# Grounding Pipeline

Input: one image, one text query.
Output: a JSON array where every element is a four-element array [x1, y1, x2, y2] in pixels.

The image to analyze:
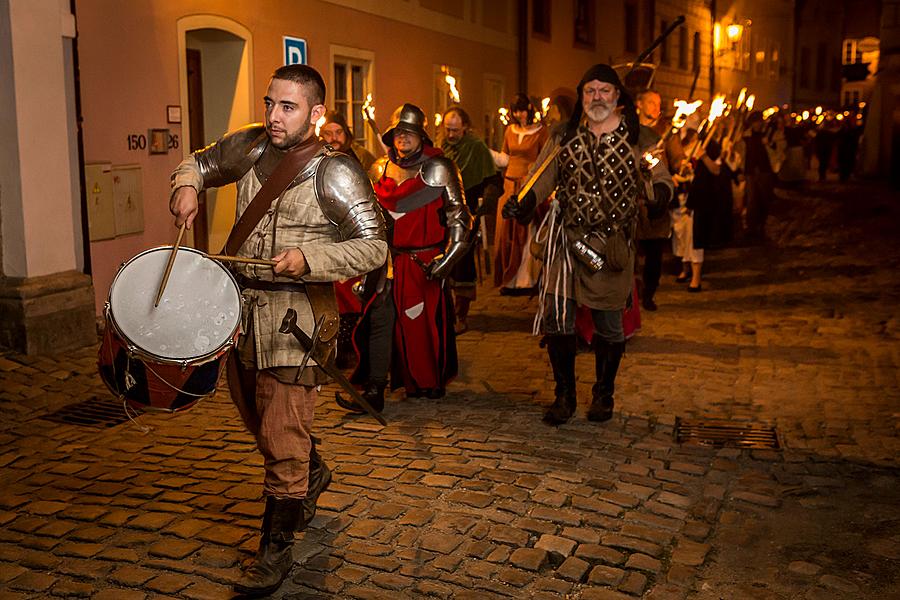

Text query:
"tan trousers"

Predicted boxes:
[[227, 354, 316, 499]]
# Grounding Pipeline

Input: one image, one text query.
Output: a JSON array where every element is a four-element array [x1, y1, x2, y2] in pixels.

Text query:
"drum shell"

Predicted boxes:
[[97, 246, 243, 412], [97, 321, 236, 412]]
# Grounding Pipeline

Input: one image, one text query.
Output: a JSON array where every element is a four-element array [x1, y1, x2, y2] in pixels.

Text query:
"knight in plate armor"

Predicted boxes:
[[504, 64, 673, 426], [169, 64, 386, 596], [338, 103, 473, 412]]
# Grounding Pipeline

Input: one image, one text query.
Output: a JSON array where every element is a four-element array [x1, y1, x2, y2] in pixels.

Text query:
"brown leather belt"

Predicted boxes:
[[235, 273, 305, 293]]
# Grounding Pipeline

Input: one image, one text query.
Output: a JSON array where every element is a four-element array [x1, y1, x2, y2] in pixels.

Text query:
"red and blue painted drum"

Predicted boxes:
[[98, 246, 242, 412]]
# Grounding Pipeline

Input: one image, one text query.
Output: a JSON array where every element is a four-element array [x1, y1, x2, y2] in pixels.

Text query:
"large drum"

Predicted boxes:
[[98, 247, 242, 412]]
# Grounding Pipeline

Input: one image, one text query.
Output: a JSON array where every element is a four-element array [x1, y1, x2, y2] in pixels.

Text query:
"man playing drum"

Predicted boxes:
[[169, 64, 386, 596]]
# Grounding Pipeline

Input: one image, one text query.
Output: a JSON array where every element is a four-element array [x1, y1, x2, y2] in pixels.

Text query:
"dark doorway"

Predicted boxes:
[[186, 48, 209, 251]]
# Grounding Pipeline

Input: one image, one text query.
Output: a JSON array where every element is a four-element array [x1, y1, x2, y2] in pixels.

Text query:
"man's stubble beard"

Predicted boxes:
[[269, 115, 312, 149]]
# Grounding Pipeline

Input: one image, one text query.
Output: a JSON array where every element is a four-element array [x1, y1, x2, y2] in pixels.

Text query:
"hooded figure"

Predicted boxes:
[[502, 64, 673, 426]]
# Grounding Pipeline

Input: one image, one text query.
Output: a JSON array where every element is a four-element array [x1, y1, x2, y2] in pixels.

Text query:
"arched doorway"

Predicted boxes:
[[177, 16, 254, 252]]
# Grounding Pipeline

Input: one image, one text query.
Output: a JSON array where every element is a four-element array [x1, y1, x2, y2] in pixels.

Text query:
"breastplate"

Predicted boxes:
[[556, 123, 639, 236]]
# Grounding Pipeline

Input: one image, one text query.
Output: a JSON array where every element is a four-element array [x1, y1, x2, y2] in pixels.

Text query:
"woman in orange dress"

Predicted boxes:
[[493, 94, 549, 294]]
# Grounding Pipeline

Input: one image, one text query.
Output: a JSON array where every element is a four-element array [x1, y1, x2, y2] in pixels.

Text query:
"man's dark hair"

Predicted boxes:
[[443, 106, 472, 128], [272, 64, 326, 105], [635, 89, 661, 103]]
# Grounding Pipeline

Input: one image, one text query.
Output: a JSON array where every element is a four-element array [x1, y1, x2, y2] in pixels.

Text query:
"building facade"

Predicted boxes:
[[0, 0, 884, 353]]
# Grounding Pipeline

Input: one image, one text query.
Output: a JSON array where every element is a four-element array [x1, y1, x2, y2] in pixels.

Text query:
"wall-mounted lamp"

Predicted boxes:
[[726, 23, 743, 43]]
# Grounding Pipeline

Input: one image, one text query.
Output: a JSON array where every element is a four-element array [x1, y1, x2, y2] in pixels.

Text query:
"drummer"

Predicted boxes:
[[169, 64, 386, 596]]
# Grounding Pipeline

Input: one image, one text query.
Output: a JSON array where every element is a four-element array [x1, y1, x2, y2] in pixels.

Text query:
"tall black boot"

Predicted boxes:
[[233, 496, 303, 596], [588, 340, 625, 422], [299, 437, 332, 530], [335, 378, 386, 414], [542, 335, 577, 425]]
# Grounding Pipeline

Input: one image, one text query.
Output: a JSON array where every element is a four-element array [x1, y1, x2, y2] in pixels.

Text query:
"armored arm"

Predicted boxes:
[[170, 123, 268, 193], [422, 156, 474, 279], [301, 154, 387, 282]]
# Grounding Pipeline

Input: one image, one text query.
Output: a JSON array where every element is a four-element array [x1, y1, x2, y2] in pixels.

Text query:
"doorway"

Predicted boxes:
[[178, 17, 254, 252]]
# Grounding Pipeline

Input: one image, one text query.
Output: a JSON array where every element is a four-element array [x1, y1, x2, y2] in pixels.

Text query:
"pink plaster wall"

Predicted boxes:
[[75, 0, 516, 314]]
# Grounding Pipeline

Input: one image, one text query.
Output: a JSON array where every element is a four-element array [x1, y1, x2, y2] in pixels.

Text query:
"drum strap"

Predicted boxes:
[[223, 135, 324, 256]]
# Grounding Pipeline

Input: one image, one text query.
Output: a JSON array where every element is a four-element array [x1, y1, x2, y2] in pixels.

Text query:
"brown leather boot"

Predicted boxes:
[[233, 496, 301, 596]]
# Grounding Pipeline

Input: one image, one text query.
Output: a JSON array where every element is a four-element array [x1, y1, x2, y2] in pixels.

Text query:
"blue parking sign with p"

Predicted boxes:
[[283, 36, 307, 65]]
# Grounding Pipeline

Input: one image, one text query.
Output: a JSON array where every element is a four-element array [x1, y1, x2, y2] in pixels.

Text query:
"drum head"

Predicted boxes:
[[109, 247, 241, 361]]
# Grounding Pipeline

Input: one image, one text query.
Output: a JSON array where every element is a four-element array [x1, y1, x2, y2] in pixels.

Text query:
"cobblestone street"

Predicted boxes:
[[1, 178, 898, 599]]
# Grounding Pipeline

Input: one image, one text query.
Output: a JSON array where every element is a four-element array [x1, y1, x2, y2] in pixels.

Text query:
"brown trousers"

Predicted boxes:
[[227, 354, 316, 499]]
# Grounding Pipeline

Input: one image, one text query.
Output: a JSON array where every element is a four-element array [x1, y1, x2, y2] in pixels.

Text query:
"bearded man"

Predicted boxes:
[[504, 65, 672, 425], [170, 64, 386, 596], [439, 106, 500, 332], [634, 89, 684, 311]]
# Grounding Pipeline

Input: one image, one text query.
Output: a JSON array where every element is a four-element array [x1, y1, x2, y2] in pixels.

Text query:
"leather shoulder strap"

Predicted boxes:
[[224, 136, 324, 255]]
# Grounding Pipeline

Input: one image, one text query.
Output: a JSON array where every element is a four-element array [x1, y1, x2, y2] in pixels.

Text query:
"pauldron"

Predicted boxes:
[[315, 151, 386, 243], [192, 123, 268, 189]]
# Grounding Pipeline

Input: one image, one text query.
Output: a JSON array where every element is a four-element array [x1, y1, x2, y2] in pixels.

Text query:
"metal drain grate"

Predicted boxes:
[[42, 396, 138, 428], [675, 418, 780, 449]]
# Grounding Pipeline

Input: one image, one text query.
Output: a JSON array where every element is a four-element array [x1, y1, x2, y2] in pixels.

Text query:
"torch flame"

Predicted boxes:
[[815, 105, 823, 116], [762, 106, 779, 120], [362, 93, 375, 121], [672, 99, 703, 129], [745, 95, 755, 111], [434, 113, 443, 128], [498, 107, 510, 126], [802, 110, 810, 120], [444, 73, 460, 103], [736, 87, 747, 108], [707, 94, 727, 125], [315, 115, 326, 137], [541, 97, 550, 115], [643, 151, 660, 169]]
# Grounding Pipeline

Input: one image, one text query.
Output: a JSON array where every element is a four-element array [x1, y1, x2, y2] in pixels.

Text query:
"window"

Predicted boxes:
[[693, 31, 701, 72], [769, 41, 780, 80], [574, 0, 595, 49], [815, 42, 827, 91], [843, 39, 856, 64], [660, 20, 670, 65], [624, 1, 638, 54], [754, 38, 766, 78], [799, 46, 811, 89], [533, 0, 551, 39], [333, 58, 370, 146], [678, 27, 688, 69]]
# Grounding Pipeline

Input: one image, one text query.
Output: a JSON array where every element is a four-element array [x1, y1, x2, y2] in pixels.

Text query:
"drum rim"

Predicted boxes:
[[107, 246, 242, 365]]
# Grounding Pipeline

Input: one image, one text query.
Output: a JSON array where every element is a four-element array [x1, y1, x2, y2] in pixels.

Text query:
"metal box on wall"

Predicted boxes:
[[112, 164, 144, 236], [84, 162, 115, 241]]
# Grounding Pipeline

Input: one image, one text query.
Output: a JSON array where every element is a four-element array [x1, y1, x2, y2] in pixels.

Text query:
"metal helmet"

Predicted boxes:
[[381, 103, 432, 147]]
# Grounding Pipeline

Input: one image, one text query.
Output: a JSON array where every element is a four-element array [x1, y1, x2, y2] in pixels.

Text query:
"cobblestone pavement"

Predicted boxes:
[[0, 179, 898, 599]]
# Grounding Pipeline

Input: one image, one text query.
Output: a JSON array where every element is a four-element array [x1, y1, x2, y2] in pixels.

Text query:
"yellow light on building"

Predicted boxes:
[[726, 23, 743, 42], [713, 23, 722, 51]]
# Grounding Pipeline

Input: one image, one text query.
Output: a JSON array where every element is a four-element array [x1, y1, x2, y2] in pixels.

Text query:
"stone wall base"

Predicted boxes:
[[0, 270, 97, 355]]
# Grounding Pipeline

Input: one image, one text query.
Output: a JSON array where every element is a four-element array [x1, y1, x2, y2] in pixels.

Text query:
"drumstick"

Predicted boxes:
[[153, 222, 186, 307], [206, 254, 279, 267]]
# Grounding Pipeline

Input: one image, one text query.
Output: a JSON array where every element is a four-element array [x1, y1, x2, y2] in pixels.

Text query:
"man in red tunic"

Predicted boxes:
[[337, 104, 473, 409]]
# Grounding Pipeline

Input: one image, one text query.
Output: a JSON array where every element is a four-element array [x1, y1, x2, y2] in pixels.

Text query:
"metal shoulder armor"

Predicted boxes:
[[422, 155, 474, 279], [316, 152, 387, 242], [193, 123, 268, 189]]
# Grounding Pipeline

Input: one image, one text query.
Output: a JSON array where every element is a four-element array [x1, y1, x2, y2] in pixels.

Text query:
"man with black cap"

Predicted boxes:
[[337, 103, 473, 412], [319, 109, 379, 172], [504, 64, 672, 425]]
